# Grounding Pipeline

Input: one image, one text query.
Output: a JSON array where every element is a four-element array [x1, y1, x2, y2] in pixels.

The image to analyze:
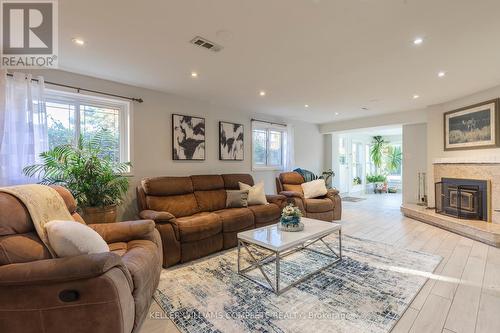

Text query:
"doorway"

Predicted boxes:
[[332, 126, 403, 200]]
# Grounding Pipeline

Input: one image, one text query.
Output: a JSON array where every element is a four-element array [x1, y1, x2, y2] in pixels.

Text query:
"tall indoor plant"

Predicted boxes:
[[369, 136, 387, 172], [23, 129, 131, 224], [386, 145, 402, 173]]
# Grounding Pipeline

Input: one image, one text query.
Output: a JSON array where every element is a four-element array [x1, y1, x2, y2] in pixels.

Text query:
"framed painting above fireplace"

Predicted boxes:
[[444, 98, 500, 151]]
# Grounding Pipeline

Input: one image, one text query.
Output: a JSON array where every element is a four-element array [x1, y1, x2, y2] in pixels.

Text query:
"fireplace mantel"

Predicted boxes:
[[433, 157, 500, 165]]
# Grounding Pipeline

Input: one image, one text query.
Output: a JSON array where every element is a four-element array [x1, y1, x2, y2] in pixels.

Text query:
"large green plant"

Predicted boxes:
[[386, 145, 402, 172], [23, 130, 130, 208], [369, 136, 387, 170]]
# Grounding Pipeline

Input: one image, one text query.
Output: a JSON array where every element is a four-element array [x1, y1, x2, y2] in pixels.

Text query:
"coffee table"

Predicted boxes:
[[237, 218, 342, 295]]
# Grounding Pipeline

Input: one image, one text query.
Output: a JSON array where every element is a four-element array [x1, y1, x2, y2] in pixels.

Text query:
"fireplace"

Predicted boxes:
[[435, 178, 490, 221]]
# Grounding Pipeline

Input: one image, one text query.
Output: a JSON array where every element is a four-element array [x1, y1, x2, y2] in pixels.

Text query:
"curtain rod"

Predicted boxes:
[[5, 73, 143, 103], [251, 118, 286, 127]]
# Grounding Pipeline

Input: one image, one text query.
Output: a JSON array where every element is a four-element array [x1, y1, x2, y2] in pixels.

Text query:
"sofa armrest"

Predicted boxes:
[[279, 191, 304, 199], [0, 252, 128, 286], [89, 220, 156, 244], [266, 194, 287, 208], [325, 188, 340, 201], [327, 188, 340, 196], [139, 209, 176, 223]]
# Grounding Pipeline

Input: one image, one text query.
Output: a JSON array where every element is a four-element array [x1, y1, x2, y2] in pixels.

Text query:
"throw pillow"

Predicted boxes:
[[226, 190, 249, 208], [301, 179, 328, 199], [45, 220, 110, 258], [238, 182, 268, 205]]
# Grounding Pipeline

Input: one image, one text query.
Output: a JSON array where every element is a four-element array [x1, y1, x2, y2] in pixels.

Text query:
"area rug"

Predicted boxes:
[[154, 235, 441, 333], [342, 196, 367, 202]]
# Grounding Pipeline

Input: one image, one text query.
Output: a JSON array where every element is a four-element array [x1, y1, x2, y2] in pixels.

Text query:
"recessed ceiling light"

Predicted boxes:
[[335, 112, 340, 116], [438, 71, 446, 78], [305, 104, 309, 108], [259, 91, 266, 97], [72, 38, 85, 46], [413, 94, 420, 99], [191, 72, 198, 78], [413, 37, 423, 45]]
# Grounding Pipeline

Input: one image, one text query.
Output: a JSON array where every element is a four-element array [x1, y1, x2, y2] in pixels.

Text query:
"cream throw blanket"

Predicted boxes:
[[0, 184, 73, 257]]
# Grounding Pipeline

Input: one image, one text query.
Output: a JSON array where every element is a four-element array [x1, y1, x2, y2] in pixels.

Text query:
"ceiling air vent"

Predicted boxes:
[[190, 36, 223, 52]]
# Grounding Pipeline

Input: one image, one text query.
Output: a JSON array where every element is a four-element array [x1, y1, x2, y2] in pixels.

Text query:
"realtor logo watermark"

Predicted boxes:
[[1, 0, 58, 68]]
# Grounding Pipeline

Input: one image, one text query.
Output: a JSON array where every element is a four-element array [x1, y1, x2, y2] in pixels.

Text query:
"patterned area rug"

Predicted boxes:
[[154, 235, 441, 333]]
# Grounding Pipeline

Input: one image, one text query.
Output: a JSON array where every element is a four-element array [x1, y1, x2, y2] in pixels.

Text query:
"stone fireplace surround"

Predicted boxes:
[[433, 158, 499, 224], [401, 157, 500, 247]]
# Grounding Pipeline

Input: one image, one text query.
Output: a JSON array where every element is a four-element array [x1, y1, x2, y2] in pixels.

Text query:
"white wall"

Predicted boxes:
[[402, 123, 427, 204], [426, 84, 500, 206], [27, 69, 324, 219]]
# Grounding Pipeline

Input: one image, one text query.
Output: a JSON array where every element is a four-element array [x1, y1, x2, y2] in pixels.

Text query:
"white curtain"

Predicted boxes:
[[283, 123, 295, 171], [0, 70, 48, 186]]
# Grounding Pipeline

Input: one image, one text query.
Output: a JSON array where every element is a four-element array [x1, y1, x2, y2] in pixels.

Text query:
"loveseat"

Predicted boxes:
[[0, 186, 162, 333], [276, 171, 342, 221], [137, 174, 286, 267]]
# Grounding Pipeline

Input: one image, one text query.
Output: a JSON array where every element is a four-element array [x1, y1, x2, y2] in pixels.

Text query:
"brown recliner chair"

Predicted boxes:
[[276, 172, 342, 222], [0, 185, 162, 333]]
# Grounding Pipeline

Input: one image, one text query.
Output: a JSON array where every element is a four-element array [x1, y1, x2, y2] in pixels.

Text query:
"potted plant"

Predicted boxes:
[[23, 129, 131, 224], [366, 174, 387, 193]]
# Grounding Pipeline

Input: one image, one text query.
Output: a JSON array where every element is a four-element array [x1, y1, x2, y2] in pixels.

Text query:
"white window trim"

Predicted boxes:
[[44, 89, 134, 175], [251, 121, 286, 171]]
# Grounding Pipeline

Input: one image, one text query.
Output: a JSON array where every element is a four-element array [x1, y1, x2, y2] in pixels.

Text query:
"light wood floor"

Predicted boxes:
[[141, 194, 500, 333]]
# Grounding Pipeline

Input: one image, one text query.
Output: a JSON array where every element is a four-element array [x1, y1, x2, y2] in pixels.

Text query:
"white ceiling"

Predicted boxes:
[[58, 0, 500, 124]]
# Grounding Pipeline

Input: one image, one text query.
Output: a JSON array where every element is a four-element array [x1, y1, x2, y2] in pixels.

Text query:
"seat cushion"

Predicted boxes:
[[305, 198, 334, 213], [248, 204, 281, 224], [213, 208, 254, 233], [175, 213, 221, 242]]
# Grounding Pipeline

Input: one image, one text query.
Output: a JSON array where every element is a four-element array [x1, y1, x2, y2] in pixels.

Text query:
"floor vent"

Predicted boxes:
[[189, 36, 223, 52]]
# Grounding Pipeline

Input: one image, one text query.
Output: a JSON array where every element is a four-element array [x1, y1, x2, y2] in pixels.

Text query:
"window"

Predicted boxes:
[[252, 121, 285, 170], [352, 142, 363, 184], [365, 144, 375, 176], [45, 90, 131, 166]]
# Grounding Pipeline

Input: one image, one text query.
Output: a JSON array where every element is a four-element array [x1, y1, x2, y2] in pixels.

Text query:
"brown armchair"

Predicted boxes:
[[276, 172, 342, 222], [0, 185, 162, 333]]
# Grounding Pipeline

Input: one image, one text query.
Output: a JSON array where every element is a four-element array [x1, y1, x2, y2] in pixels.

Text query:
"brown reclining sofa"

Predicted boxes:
[[0, 186, 162, 333], [137, 174, 286, 267]]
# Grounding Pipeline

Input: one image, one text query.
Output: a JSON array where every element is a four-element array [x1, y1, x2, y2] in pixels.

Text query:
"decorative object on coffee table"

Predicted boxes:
[[279, 203, 304, 232], [444, 98, 500, 151], [172, 114, 205, 160], [219, 121, 244, 160]]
